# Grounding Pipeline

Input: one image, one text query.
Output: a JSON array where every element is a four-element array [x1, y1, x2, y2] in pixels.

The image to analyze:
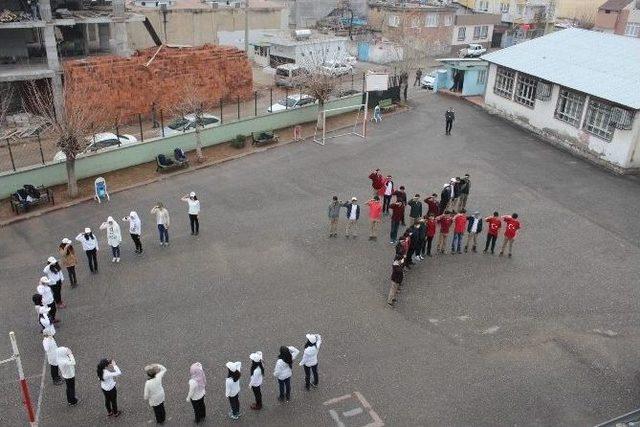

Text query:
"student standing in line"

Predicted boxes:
[[414, 219, 426, 260], [424, 214, 437, 257], [58, 238, 78, 287], [225, 361, 242, 420], [368, 169, 384, 197], [458, 174, 471, 210], [382, 175, 394, 215], [394, 186, 407, 226], [500, 213, 521, 258], [273, 345, 299, 402], [37, 276, 57, 323], [299, 334, 322, 390], [249, 352, 264, 410], [327, 196, 342, 238], [57, 346, 79, 406], [435, 211, 453, 254], [464, 211, 483, 253], [99, 216, 122, 263], [407, 194, 423, 225], [342, 197, 360, 239], [424, 194, 440, 217], [150, 203, 171, 246], [451, 209, 468, 255], [75, 228, 99, 273], [181, 192, 200, 236], [42, 331, 62, 385], [186, 362, 206, 423], [387, 254, 405, 306], [44, 257, 65, 308], [366, 196, 382, 241], [38, 305, 56, 336], [483, 212, 502, 255], [143, 364, 167, 424], [122, 211, 143, 254], [97, 359, 121, 417], [388, 198, 405, 244]]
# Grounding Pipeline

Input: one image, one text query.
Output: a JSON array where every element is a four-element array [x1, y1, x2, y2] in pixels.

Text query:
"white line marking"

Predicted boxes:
[[329, 409, 346, 427], [35, 356, 47, 424], [343, 407, 364, 417], [323, 394, 353, 406]]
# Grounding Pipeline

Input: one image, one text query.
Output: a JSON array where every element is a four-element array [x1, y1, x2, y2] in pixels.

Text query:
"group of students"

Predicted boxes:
[[39, 332, 322, 423]]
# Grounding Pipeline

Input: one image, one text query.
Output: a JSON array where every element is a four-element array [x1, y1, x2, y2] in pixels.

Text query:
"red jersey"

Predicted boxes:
[[486, 217, 501, 236], [368, 172, 384, 190], [389, 203, 405, 222], [437, 216, 453, 234], [453, 214, 467, 234], [503, 217, 521, 239], [426, 219, 437, 237], [367, 200, 382, 220]]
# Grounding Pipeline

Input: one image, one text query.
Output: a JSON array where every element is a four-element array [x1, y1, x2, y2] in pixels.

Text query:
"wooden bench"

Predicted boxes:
[[251, 130, 279, 147], [10, 185, 54, 215], [379, 98, 394, 112]]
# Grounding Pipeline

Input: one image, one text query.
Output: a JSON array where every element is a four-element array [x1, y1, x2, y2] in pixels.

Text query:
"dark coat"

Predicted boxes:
[[407, 199, 423, 218], [342, 203, 360, 220], [466, 216, 483, 233]]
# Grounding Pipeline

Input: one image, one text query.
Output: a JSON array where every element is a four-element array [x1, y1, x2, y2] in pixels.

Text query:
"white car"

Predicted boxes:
[[164, 113, 221, 136], [52, 132, 137, 161], [320, 61, 353, 77], [421, 69, 446, 90], [267, 94, 316, 113], [459, 43, 487, 58]]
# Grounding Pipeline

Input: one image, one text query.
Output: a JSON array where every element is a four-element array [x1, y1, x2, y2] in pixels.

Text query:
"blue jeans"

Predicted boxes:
[[451, 232, 463, 252], [390, 220, 400, 242], [157, 224, 169, 243], [278, 377, 291, 400]]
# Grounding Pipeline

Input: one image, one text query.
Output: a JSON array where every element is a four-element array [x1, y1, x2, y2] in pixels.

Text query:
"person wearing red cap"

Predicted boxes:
[[500, 213, 521, 257]]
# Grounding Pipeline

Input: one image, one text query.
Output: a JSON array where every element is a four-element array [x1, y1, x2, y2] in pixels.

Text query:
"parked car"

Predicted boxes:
[[52, 132, 137, 161], [459, 43, 487, 58], [164, 113, 220, 136], [320, 61, 353, 77], [274, 63, 309, 87], [267, 94, 316, 113], [421, 69, 446, 90]]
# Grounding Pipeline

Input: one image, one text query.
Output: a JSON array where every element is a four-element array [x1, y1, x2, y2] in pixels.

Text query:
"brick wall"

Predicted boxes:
[[63, 45, 254, 123]]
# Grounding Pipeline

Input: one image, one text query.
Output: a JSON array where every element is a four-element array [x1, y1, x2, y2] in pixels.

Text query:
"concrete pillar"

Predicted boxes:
[[98, 23, 110, 51], [38, 0, 64, 119], [110, 0, 131, 57], [50, 74, 64, 120]]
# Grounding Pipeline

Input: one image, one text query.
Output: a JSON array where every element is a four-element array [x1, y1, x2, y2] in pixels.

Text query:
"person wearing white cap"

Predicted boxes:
[[100, 216, 123, 262], [299, 334, 322, 390], [57, 346, 78, 406], [341, 197, 360, 239], [122, 211, 143, 254], [181, 192, 200, 236], [42, 331, 63, 385], [225, 361, 242, 420], [143, 363, 167, 424], [76, 228, 99, 273], [37, 276, 57, 323], [150, 203, 171, 246], [58, 238, 78, 287], [249, 352, 264, 410], [44, 256, 65, 308], [186, 362, 206, 423], [273, 345, 299, 401]]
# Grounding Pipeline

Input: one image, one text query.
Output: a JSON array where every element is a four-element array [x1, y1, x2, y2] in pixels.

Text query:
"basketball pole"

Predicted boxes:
[[0, 332, 36, 426]]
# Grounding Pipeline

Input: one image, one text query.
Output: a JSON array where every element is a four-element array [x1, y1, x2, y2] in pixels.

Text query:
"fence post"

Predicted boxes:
[[6, 139, 16, 171], [220, 99, 223, 124], [237, 96, 240, 120], [114, 118, 120, 140], [138, 114, 144, 142], [351, 73, 354, 90], [362, 73, 366, 92], [6, 332, 36, 426], [254, 91, 258, 116], [37, 130, 45, 164], [285, 87, 289, 110], [270, 88, 273, 112], [160, 109, 165, 137]]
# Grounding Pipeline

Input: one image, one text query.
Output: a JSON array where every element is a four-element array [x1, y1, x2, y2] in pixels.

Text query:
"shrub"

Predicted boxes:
[[231, 134, 245, 149]]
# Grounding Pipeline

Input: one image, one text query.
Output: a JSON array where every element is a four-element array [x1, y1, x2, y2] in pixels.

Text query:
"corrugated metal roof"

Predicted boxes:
[[481, 28, 640, 109]]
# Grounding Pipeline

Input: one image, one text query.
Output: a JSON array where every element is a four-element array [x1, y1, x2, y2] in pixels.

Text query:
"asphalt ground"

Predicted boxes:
[[2, 90, 640, 427]]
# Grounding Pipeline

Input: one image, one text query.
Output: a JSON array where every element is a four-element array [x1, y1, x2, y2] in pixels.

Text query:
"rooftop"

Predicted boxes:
[[597, 0, 632, 11], [261, 31, 348, 46], [127, 0, 283, 11], [481, 28, 640, 109]]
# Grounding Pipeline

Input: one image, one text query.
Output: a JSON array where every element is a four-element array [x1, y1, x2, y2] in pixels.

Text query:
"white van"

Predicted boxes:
[[274, 63, 308, 87]]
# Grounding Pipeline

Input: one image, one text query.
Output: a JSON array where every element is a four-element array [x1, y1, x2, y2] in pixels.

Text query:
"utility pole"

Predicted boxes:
[[244, 0, 250, 56]]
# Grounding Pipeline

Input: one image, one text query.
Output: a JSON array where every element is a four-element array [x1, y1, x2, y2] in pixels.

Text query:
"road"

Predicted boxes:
[[1, 90, 640, 427]]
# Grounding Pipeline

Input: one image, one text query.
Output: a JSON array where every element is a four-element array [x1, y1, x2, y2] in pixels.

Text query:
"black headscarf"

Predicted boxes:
[[227, 369, 241, 382], [250, 360, 264, 376], [278, 346, 293, 368], [97, 359, 110, 381]]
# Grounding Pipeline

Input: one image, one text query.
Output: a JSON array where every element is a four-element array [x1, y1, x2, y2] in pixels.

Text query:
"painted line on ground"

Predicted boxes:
[[323, 393, 353, 406]]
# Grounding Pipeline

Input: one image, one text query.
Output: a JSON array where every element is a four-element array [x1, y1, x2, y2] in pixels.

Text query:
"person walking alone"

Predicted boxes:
[[144, 364, 167, 424], [249, 352, 264, 410], [225, 361, 242, 420], [181, 192, 200, 236], [500, 213, 521, 258], [57, 346, 79, 406], [414, 68, 423, 86], [44, 257, 65, 308], [273, 345, 299, 402], [58, 238, 78, 287], [342, 197, 360, 239], [97, 359, 121, 417], [327, 196, 341, 238], [42, 331, 63, 385], [150, 203, 171, 246], [483, 212, 502, 255], [99, 216, 122, 263], [464, 211, 483, 253], [186, 362, 206, 423], [445, 108, 455, 135], [451, 209, 467, 254], [122, 211, 143, 254], [387, 254, 405, 307], [382, 176, 394, 215], [76, 228, 99, 273], [366, 196, 382, 241], [300, 334, 322, 390]]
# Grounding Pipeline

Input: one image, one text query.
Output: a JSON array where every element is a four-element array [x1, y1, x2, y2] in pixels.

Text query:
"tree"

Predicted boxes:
[[0, 83, 13, 134], [27, 79, 107, 198]]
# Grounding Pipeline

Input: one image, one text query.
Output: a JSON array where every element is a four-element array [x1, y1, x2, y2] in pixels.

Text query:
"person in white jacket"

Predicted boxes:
[[180, 192, 200, 236], [97, 359, 121, 417], [273, 346, 299, 402], [57, 346, 78, 405], [99, 216, 122, 262], [43, 257, 65, 308], [300, 334, 322, 390], [249, 352, 264, 410], [225, 361, 241, 420], [37, 276, 57, 323], [38, 305, 55, 336], [122, 211, 143, 254], [75, 228, 99, 273], [42, 331, 63, 385], [186, 362, 206, 423], [144, 364, 167, 424], [150, 203, 170, 246]]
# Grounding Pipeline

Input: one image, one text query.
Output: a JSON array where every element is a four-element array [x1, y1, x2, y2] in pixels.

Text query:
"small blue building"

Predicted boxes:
[[432, 58, 489, 97]]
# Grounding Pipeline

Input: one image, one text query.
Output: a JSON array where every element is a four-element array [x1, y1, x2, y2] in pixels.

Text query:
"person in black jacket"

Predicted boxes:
[[445, 108, 455, 135], [457, 174, 470, 210], [407, 194, 423, 225], [342, 197, 360, 239], [464, 211, 483, 253], [440, 180, 457, 213]]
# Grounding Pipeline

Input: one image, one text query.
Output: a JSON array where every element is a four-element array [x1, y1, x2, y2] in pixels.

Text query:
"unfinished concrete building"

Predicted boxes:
[[286, 0, 368, 28]]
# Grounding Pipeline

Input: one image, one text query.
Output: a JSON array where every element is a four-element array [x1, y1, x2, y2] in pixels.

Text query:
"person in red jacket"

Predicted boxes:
[[483, 211, 501, 254], [366, 196, 383, 241], [451, 209, 467, 254], [424, 214, 437, 257], [388, 199, 405, 244], [499, 213, 521, 257], [424, 194, 440, 217], [435, 211, 453, 254], [368, 169, 384, 197]]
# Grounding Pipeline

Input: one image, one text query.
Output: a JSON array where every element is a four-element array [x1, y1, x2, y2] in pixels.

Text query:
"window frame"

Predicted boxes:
[[388, 15, 400, 27], [583, 98, 616, 141], [480, 25, 489, 39], [513, 73, 538, 108], [493, 66, 516, 99], [424, 13, 438, 28], [554, 87, 586, 127], [473, 26, 481, 40], [624, 22, 640, 37], [444, 15, 453, 26], [457, 26, 466, 41], [477, 69, 487, 85]]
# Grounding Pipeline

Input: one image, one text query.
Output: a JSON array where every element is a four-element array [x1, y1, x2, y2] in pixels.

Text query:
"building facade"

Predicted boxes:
[[482, 28, 640, 173], [594, 0, 640, 37], [255, 30, 348, 67], [451, 4, 501, 52], [285, 0, 368, 28]]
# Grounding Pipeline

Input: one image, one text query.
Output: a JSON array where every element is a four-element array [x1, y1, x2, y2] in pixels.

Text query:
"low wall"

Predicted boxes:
[[0, 94, 362, 199]]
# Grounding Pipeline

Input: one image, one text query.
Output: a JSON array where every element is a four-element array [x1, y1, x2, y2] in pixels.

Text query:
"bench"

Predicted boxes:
[[156, 154, 186, 172], [252, 130, 279, 147], [379, 98, 394, 112], [10, 185, 54, 214]]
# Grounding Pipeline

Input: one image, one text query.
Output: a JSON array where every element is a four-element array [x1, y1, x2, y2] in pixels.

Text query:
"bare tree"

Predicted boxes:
[[0, 84, 13, 134], [26, 79, 107, 198]]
